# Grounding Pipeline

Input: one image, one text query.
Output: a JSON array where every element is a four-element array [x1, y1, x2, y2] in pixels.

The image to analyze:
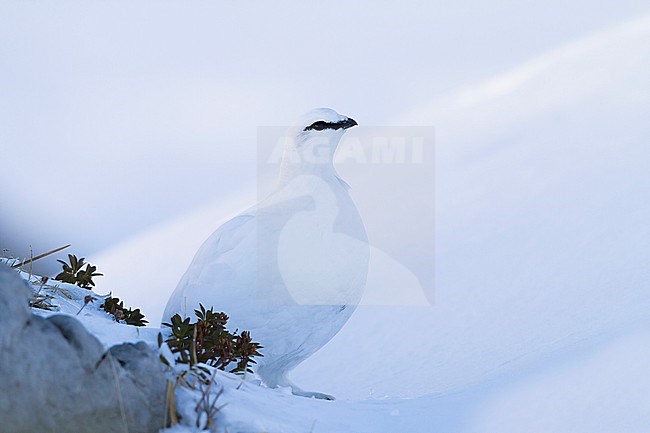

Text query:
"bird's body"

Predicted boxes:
[[163, 108, 369, 399]]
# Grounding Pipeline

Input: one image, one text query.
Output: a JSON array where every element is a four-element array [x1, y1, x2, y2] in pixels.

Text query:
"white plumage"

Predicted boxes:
[[163, 108, 369, 399]]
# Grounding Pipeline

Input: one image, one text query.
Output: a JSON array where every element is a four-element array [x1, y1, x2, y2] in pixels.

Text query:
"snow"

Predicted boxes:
[[1, 258, 160, 349], [12, 253, 650, 433], [7, 1, 647, 263], [469, 328, 650, 433], [3, 12, 650, 433], [291, 13, 650, 401], [3, 259, 456, 432], [92, 14, 650, 432]]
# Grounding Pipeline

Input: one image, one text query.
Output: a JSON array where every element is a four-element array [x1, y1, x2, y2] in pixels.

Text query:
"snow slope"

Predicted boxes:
[[90, 15, 650, 432], [467, 327, 650, 433], [1, 260, 468, 433], [292, 13, 650, 399]]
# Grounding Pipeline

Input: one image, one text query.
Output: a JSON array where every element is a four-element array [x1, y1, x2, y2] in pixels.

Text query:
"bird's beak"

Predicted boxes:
[[340, 117, 358, 129]]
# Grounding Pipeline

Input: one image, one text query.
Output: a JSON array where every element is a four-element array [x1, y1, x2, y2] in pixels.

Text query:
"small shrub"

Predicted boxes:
[[55, 254, 103, 288], [100, 296, 148, 326], [163, 304, 262, 374]]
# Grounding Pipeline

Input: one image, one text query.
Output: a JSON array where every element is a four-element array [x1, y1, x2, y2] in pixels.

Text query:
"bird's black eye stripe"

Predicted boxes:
[[304, 121, 329, 131], [303, 118, 357, 131]]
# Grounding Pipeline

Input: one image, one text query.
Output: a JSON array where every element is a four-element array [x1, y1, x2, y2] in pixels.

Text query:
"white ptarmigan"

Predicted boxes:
[[162, 108, 369, 399]]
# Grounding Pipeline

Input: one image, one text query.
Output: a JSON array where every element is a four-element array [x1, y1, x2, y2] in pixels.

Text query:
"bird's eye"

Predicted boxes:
[[305, 121, 328, 131]]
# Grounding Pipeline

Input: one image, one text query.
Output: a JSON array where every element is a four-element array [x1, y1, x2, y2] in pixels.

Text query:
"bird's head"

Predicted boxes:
[[285, 108, 357, 163], [297, 107, 357, 136], [277, 108, 357, 185]]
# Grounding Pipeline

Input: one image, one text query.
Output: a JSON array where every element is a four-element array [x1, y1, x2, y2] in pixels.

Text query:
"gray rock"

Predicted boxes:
[[0, 264, 31, 346], [0, 264, 168, 433]]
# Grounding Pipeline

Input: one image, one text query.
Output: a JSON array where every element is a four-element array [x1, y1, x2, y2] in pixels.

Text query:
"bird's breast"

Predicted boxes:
[[274, 197, 369, 306]]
